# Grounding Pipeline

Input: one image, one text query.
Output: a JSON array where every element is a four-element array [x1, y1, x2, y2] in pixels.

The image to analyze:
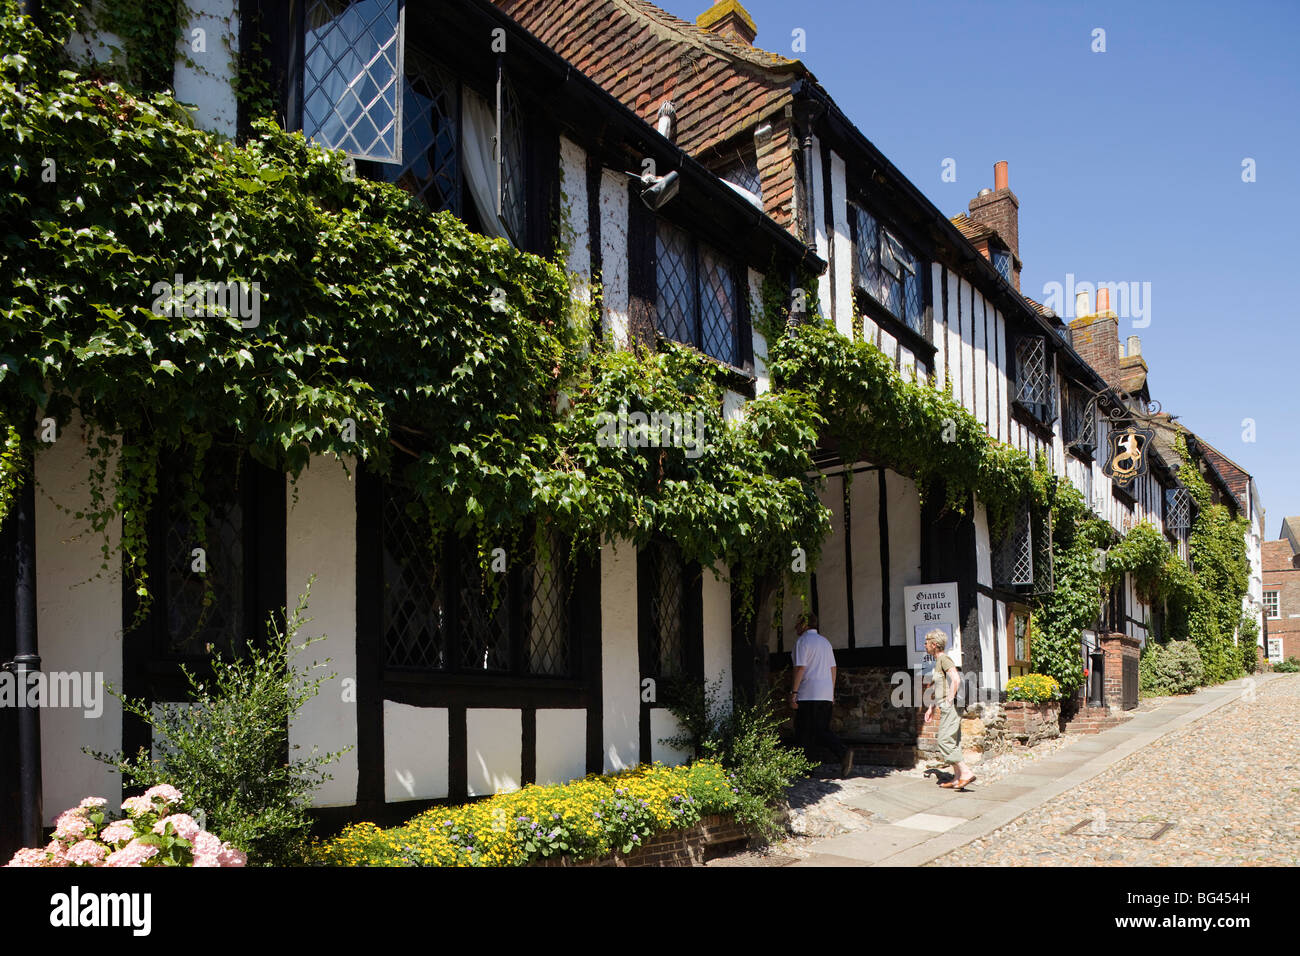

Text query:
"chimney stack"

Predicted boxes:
[[1127, 335, 1141, 358], [1070, 284, 1122, 389], [968, 161, 1020, 291], [697, 0, 758, 46]]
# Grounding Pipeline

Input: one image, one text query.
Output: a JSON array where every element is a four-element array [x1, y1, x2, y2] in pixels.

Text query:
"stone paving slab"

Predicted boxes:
[[893, 812, 967, 833], [766, 675, 1285, 867]]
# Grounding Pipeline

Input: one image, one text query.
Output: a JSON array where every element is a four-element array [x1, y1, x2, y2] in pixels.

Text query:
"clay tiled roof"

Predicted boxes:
[[1196, 437, 1253, 512], [1119, 354, 1148, 397], [950, 213, 994, 244], [1281, 516, 1300, 551], [496, 0, 801, 156]]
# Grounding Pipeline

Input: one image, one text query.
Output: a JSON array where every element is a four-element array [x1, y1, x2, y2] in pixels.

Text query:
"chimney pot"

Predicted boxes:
[[1096, 287, 1110, 313], [1075, 290, 1090, 318], [994, 161, 1009, 192], [1127, 335, 1141, 357]]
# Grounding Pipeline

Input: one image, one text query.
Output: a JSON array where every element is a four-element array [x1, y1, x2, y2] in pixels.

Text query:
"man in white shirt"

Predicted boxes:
[[789, 613, 854, 778]]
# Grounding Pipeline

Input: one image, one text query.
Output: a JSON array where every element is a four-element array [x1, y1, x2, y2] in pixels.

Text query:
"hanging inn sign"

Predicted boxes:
[[1103, 421, 1156, 489]]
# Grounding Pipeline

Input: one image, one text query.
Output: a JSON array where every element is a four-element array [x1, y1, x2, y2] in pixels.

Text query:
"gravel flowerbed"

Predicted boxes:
[[930, 675, 1300, 866]]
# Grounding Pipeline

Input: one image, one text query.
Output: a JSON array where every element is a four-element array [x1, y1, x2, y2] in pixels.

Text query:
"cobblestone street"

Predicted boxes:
[[931, 674, 1300, 866]]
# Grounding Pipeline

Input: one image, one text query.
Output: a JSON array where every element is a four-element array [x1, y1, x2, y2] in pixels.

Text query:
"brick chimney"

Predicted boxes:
[[1069, 287, 1123, 389], [697, 0, 757, 46], [969, 161, 1021, 291]]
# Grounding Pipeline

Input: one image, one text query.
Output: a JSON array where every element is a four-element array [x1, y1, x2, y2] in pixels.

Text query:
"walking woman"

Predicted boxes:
[[923, 628, 976, 790]]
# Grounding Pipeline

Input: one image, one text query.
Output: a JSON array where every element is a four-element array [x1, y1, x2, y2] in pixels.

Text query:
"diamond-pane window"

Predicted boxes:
[[993, 501, 1034, 589], [852, 202, 925, 333], [992, 248, 1012, 282], [459, 562, 510, 672], [1063, 382, 1096, 454], [303, 0, 404, 163], [648, 541, 686, 679], [655, 220, 738, 366], [1014, 336, 1055, 424], [525, 531, 572, 677], [720, 158, 762, 200], [497, 67, 526, 244], [160, 454, 244, 660], [381, 46, 459, 213], [381, 486, 447, 670], [1166, 487, 1192, 534]]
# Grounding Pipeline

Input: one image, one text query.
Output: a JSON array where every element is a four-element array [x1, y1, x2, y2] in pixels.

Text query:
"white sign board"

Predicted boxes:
[[904, 582, 961, 676], [1268, 638, 1283, 661]]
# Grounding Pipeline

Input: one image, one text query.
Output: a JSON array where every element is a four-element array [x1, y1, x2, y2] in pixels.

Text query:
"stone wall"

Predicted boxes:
[[771, 665, 920, 765], [1004, 701, 1062, 747], [533, 814, 747, 867]]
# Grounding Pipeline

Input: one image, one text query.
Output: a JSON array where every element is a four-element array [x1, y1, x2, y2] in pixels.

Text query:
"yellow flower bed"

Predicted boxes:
[[1005, 673, 1062, 703], [312, 760, 739, 867]]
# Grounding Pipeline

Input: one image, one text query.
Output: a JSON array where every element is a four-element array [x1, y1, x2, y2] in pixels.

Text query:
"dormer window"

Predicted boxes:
[[992, 247, 1012, 283], [850, 202, 925, 334]]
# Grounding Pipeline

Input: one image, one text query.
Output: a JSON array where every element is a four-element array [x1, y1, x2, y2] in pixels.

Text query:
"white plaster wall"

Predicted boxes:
[[598, 169, 630, 348], [885, 472, 922, 649], [899, 346, 916, 382], [650, 708, 691, 765], [959, 280, 975, 414], [558, 136, 592, 313], [35, 413, 122, 822], [816, 476, 849, 648], [173, 0, 239, 138], [973, 501, 993, 588], [995, 599, 1009, 690], [601, 538, 639, 771], [286, 454, 358, 807], [848, 470, 883, 648], [930, 264, 946, 373], [63, 2, 122, 70], [701, 566, 732, 702], [829, 151, 853, 338], [977, 593, 996, 697], [879, 329, 898, 365], [383, 702, 448, 801], [973, 293, 988, 431], [722, 389, 745, 423], [945, 271, 961, 397], [535, 709, 586, 786], [993, 309, 1007, 443], [466, 708, 521, 796]]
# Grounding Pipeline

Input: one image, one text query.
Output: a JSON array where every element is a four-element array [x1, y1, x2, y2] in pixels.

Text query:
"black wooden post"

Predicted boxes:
[[12, 444, 42, 849]]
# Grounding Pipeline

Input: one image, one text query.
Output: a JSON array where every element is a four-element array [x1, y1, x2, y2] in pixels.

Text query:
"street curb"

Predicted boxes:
[[869, 673, 1285, 867]]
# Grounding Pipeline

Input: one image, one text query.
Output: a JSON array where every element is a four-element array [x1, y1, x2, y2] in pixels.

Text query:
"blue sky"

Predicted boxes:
[[660, 0, 1299, 533]]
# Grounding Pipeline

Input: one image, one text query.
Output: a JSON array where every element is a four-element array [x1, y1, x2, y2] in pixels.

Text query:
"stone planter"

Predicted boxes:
[[1003, 700, 1061, 747]]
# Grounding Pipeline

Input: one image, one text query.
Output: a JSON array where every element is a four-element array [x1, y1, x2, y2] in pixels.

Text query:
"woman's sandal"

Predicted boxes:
[[954, 775, 977, 790]]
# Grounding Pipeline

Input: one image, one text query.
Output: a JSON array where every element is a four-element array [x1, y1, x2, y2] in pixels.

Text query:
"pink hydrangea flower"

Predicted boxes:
[[100, 821, 136, 845], [121, 795, 152, 816], [216, 842, 247, 867], [143, 784, 184, 806], [104, 841, 160, 867], [153, 813, 201, 842], [192, 830, 222, 867], [78, 796, 108, 810], [54, 812, 94, 840], [43, 840, 70, 866], [65, 840, 108, 866], [4, 847, 51, 867]]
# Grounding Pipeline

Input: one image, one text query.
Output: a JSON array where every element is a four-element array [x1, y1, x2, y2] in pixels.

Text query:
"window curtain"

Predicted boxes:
[[460, 86, 512, 243]]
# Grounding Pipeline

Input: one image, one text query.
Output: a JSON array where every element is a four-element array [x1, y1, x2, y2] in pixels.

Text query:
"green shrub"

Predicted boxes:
[[88, 585, 347, 865], [663, 679, 812, 840], [1273, 657, 1300, 674], [1005, 673, 1062, 703], [1139, 640, 1205, 696]]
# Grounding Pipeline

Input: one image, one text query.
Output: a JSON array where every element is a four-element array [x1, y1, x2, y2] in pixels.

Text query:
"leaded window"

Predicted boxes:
[[1165, 487, 1192, 534], [992, 248, 1012, 283], [644, 540, 687, 680], [497, 66, 526, 244], [303, 0, 405, 163], [1062, 381, 1096, 455], [993, 500, 1034, 590], [381, 45, 459, 213], [655, 220, 738, 367], [850, 202, 925, 334], [378, 481, 575, 677], [1013, 336, 1055, 425], [719, 157, 762, 202]]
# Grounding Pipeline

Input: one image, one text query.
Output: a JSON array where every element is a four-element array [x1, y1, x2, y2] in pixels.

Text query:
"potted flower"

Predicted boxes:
[[1003, 674, 1063, 746]]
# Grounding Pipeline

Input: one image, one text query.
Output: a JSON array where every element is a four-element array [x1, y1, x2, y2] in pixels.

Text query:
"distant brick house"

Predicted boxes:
[[1263, 519, 1300, 662]]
